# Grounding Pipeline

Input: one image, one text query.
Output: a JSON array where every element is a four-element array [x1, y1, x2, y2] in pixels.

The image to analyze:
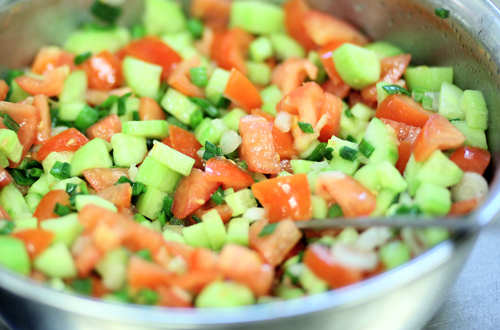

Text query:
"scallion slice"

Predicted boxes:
[[90, 0, 122, 24], [435, 8, 450, 19], [54, 203, 70, 216], [50, 161, 71, 180], [382, 84, 411, 97], [189, 109, 204, 129], [258, 223, 278, 237], [117, 92, 132, 116], [211, 187, 224, 205], [339, 146, 359, 162], [74, 52, 92, 65], [75, 105, 99, 131], [190, 67, 208, 87], [1, 114, 20, 133], [359, 139, 375, 158], [187, 19, 204, 39], [189, 97, 220, 118], [298, 122, 314, 134]]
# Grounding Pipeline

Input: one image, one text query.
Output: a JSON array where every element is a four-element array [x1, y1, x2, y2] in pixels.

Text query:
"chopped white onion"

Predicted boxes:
[[354, 227, 393, 251], [310, 160, 330, 172], [128, 164, 139, 182], [242, 207, 266, 222], [167, 256, 188, 275], [275, 111, 293, 133], [51, 126, 69, 137], [400, 227, 425, 256], [102, 263, 127, 291], [451, 172, 489, 202], [332, 243, 379, 271], [220, 130, 242, 154], [197, 149, 205, 159]]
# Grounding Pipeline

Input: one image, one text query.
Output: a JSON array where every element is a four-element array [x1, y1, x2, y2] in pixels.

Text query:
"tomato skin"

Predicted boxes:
[[172, 168, 222, 219], [375, 94, 434, 128], [449, 146, 491, 176], [32, 95, 52, 144], [139, 97, 166, 121], [120, 37, 182, 81], [318, 92, 342, 141], [74, 242, 102, 277], [449, 198, 479, 216], [396, 141, 413, 175], [0, 167, 13, 189], [283, 0, 316, 50], [315, 172, 377, 217], [271, 123, 298, 158], [158, 286, 193, 308], [82, 167, 130, 192], [36, 128, 89, 161], [168, 57, 205, 98], [83, 51, 122, 91], [271, 58, 318, 96], [252, 174, 312, 222], [319, 41, 351, 86], [224, 68, 262, 112], [249, 219, 303, 266], [31, 46, 75, 75], [85, 114, 122, 143], [12, 229, 54, 259], [128, 256, 172, 290], [96, 183, 132, 211], [168, 125, 204, 170], [413, 113, 466, 162], [33, 190, 71, 223], [15, 66, 69, 97], [277, 82, 324, 126], [304, 244, 363, 289], [239, 115, 281, 174], [205, 156, 254, 191], [321, 79, 350, 99], [211, 28, 252, 75], [380, 118, 421, 144], [0, 80, 8, 101], [190, 0, 231, 29]]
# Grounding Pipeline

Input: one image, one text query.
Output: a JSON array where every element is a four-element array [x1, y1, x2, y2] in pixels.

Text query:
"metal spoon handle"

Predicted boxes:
[[294, 218, 479, 230]]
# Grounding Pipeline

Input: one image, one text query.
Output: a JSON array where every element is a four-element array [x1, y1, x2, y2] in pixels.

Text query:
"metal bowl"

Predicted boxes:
[[1, 0, 500, 329]]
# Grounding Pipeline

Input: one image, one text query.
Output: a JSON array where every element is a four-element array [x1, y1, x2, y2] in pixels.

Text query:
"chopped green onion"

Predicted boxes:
[[186, 18, 204, 39], [190, 67, 209, 87], [90, 0, 122, 24], [133, 213, 148, 223], [346, 135, 357, 143], [412, 87, 427, 103], [167, 117, 190, 131], [80, 183, 89, 195], [192, 215, 202, 223], [136, 249, 153, 262], [328, 204, 343, 218], [449, 118, 460, 122], [65, 183, 79, 196], [298, 122, 314, 134], [131, 24, 146, 39], [339, 146, 358, 162], [0, 221, 15, 235], [19, 159, 43, 170], [117, 93, 132, 116], [297, 250, 304, 263], [239, 160, 248, 170], [170, 217, 188, 226], [27, 168, 44, 178], [157, 82, 169, 103], [100, 95, 119, 110], [157, 212, 167, 227], [344, 109, 353, 118], [382, 84, 411, 97], [50, 161, 72, 180], [74, 52, 92, 65], [359, 140, 375, 158], [394, 205, 421, 216], [203, 141, 223, 160], [258, 223, 278, 237], [307, 143, 327, 162], [421, 96, 434, 110], [72, 278, 93, 295], [112, 289, 131, 302], [1, 114, 20, 133], [322, 147, 334, 160], [135, 289, 159, 305], [116, 175, 147, 196], [75, 105, 99, 131], [435, 8, 450, 18], [188, 97, 220, 118], [54, 203, 70, 216], [162, 196, 174, 218], [216, 97, 231, 109], [211, 187, 224, 205], [189, 109, 204, 129], [82, 22, 115, 32], [8, 169, 37, 185], [132, 111, 140, 121]]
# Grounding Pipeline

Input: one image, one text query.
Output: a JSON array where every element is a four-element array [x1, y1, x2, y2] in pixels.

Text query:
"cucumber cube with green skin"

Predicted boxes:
[[59, 70, 87, 104], [404, 154, 422, 197], [461, 90, 489, 130], [25, 193, 42, 212], [225, 189, 257, 216], [417, 227, 450, 248], [14, 218, 38, 231], [163, 230, 186, 244], [332, 44, 381, 89], [42, 151, 75, 176], [451, 121, 488, 149], [311, 195, 328, 219], [377, 161, 407, 193], [9, 80, 31, 103], [96, 247, 129, 291], [249, 36, 274, 62], [202, 209, 227, 251], [0, 151, 9, 169], [379, 241, 411, 270], [230, 1, 284, 35], [362, 117, 399, 166], [0, 129, 22, 163], [110, 97, 141, 123], [143, 0, 186, 36], [206, 68, 230, 105], [64, 27, 130, 54], [222, 108, 247, 132], [404, 66, 453, 92], [75, 195, 118, 213], [59, 102, 87, 122], [246, 61, 272, 85], [194, 118, 229, 145], [371, 188, 399, 216], [376, 81, 391, 104], [70, 138, 113, 177], [161, 88, 201, 125], [299, 266, 328, 295], [0, 237, 31, 275], [270, 33, 306, 60], [195, 281, 255, 307], [149, 142, 195, 176], [364, 41, 404, 59], [50, 177, 85, 191], [183, 222, 211, 249], [34, 242, 77, 279], [414, 182, 452, 215], [136, 156, 182, 194], [226, 218, 249, 246], [40, 214, 84, 247], [415, 150, 464, 187], [0, 185, 32, 220], [438, 82, 464, 120], [353, 164, 382, 194], [351, 103, 376, 122], [122, 120, 169, 139], [28, 174, 51, 196], [161, 32, 193, 54], [260, 85, 282, 116], [290, 160, 315, 174], [136, 185, 169, 220], [123, 57, 162, 99], [329, 156, 360, 176], [111, 133, 148, 167]]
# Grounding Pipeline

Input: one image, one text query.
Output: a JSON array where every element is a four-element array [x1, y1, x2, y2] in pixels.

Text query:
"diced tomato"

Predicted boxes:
[[169, 270, 222, 294], [249, 219, 303, 266], [318, 92, 342, 141], [252, 174, 312, 222], [321, 79, 351, 99], [315, 172, 376, 217], [277, 82, 324, 126], [449, 146, 491, 175], [303, 11, 369, 46], [250, 109, 275, 122], [139, 97, 166, 121], [413, 113, 466, 162], [380, 118, 421, 144], [124, 222, 167, 255], [205, 157, 254, 191], [168, 125, 204, 170], [32, 95, 52, 144], [120, 37, 182, 81], [33, 190, 71, 222], [211, 28, 253, 75], [91, 276, 111, 298], [396, 141, 413, 174], [158, 286, 193, 307], [283, 0, 316, 50], [15, 65, 69, 97], [36, 128, 88, 161], [319, 40, 351, 86], [190, 248, 219, 271], [223, 68, 262, 112], [304, 244, 363, 288], [83, 51, 122, 91], [0, 205, 11, 220], [190, 0, 231, 29], [375, 94, 434, 128], [128, 256, 171, 290], [271, 58, 318, 96], [271, 123, 298, 158], [0, 80, 8, 101], [74, 243, 102, 277], [280, 158, 293, 174], [165, 241, 195, 261], [217, 243, 274, 297], [239, 115, 281, 174], [172, 168, 221, 219], [0, 102, 39, 167], [31, 46, 75, 75], [85, 114, 122, 143], [82, 167, 129, 192], [12, 229, 54, 259], [168, 57, 205, 98], [449, 198, 479, 216], [92, 223, 128, 253], [0, 167, 13, 189], [96, 183, 132, 211]]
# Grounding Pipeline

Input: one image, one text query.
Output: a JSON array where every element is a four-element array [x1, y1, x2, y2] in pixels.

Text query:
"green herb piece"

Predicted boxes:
[[190, 67, 208, 87], [157, 82, 169, 103], [132, 111, 140, 121], [189, 109, 204, 129], [344, 109, 353, 118], [74, 52, 92, 65], [259, 223, 278, 237], [157, 212, 167, 227], [135, 289, 159, 305], [307, 143, 327, 162], [167, 117, 190, 131], [0, 221, 15, 235], [117, 93, 132, 116], [382, 84, 411, 97], [435, 8, 450, 18], [192, 215, 202, 223], [187, 18, 204, 39], [322, 147, 334, 160], [133, 214, 148, 223], [162, 196, 174, 218], [136, 249, 153, 262], [188, 97, 220, 118], [1, 114, 20, 133], [298, 121, 314, 134], [5, 69, 24, 101], [395, 205, 421, 216], [239, 160, 248, 169], [65, 183, 79, 196], [100, 95, 119, 110], [203, 141, 223, 160], [359, 139, 375, 158], [75, 105, 99, 131], [80, 183, 89, 195], [449, 118, 460, 122], [328, 204, 343, 218], [27, 168, 44, 178], [54, 203, 70, 216], [50, 161, 72, 180], [9, 169, 37, 185], [346, 135, 357, 143], [72, 278, 92, 295], [216, 97, 231, 109], [131, 24, 146, 39], [339, 146, 359, 162], [412, 87, 427, 103], [297, 250, 304, 263], [90, 0, 122, 24], [116, 175, 146, 196], [211, 187, 224, 205]]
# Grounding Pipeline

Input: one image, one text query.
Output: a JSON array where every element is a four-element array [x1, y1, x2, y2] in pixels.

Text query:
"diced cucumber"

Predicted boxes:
[[246, 61, 271, 85], [364, 41, 404, 59], [9, 80, 31, 103], [269, 33, 306, 60], [311, 195, 328, 219], [25, 193, 42, 212], [438, 82, 464, 120], [64, 27, 130, 54], [42, 151, 74, 175], [195, 280, 254, 307], [34, 242, 77, 279], [123, 57, 162, 99], [143, 0, 186, 35], [0, 129, 22, 163], [260, 85, 282, 116], [149, 142, 195, 176], [163, 229, 186, 244], [404, 154, 422, 197], [404, 66, 453, 92], [417, 227, 450, 248], [14, 218, 38, 231], [206, 68, 230, 105], [75, 195, 118, 213], [361, 117, 399, 165], [377, 161, 407, 193], [161, 31, 193, 54], [136, 185, 169, 220], [290, 160, 314, 174], [461, 90, 488, 130], [376, 81, 391, 104], [59, 70, 87, 105], [194, 118, 229, 145], [351, 103, 375, 122], [230, 1, 284, 35], [40, 214, 83, 247], [371, 188, 399, 216], [226, 218, 249, 246], [202, 209, 227, 251], [59, 102, 86, 122], [0, 236, 31, 275], [225, 189, 257, 217], [299, 266, 329, 295], [0, 185, 32, 220], [161, 88, 201, 125], [183, 222, 211, 248], [415, 150, 463, 187], [249, 36, 273, 62], [339, 109, 368, 140], [414, 183, 452, 215], [110, 97, 141, 123], [353, 164, 382, 194], [111, 133, 148, 167], [96, 247, 129, 291], [451, 121, 488, 149], [222, 108, 247, 132], [49, 177, 84, 191], [329, 156, 360, 176], [136, 156, 182, 194], [122, 121, 169, 139], [70, 138, 113, 177], [28, 174, 51, 196], [379, 241, 410, 269], [332, 44, 380, 89], [0, 151, 9, 169]]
